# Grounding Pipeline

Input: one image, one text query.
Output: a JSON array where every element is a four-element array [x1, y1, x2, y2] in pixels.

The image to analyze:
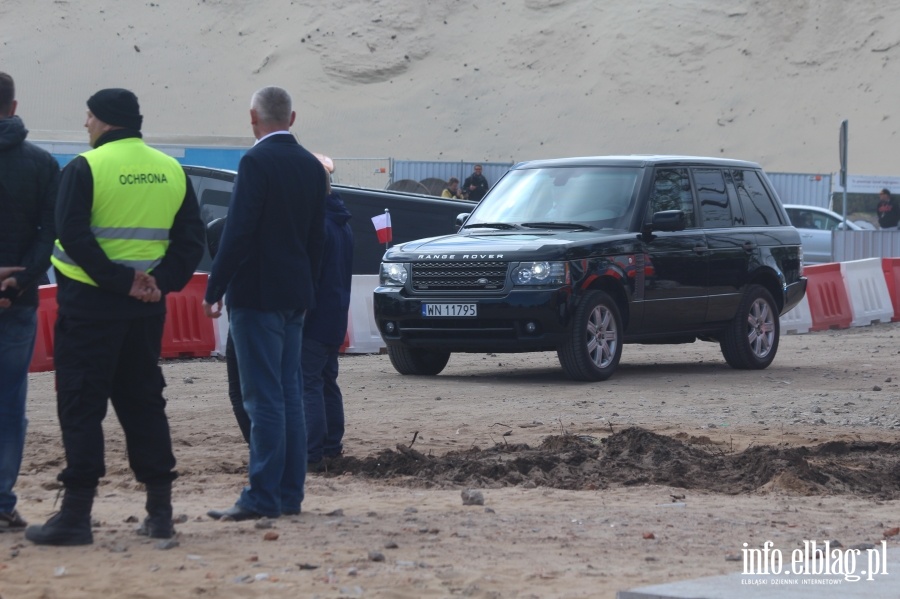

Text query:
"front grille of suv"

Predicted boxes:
[[411, 261, 508, 291]]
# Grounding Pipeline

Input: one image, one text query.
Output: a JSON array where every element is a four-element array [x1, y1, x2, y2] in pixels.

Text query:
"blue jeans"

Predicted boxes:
[[0, 306, 37, 513], [230, 307, 307, 517], [302, 337, 344, 463]]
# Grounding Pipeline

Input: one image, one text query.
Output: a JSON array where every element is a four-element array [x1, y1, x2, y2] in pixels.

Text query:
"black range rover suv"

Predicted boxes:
[[373, 155, 807, 381]]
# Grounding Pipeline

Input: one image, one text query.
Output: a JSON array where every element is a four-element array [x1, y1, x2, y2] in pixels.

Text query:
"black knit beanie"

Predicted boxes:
[[87, 88, 143, 130]]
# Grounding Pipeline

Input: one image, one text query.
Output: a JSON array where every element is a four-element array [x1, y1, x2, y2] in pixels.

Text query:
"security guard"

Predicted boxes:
[[25, 89, 204, 546]]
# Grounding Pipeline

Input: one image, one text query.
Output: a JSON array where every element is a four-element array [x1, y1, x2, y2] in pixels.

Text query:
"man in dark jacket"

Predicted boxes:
[[0, 72, 59, 532], [876, 188, 900, 230], [25, 88, 205, 546], [463, 164, 489, 202], [203, 86, 327, 521], [304, 189, 353, 471]]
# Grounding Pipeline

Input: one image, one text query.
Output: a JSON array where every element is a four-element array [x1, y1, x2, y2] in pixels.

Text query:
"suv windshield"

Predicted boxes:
[[465, 166, 641, 231]]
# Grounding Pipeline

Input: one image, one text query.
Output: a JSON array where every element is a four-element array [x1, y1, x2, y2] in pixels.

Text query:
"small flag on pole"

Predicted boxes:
[[371, 210, 392, 244]]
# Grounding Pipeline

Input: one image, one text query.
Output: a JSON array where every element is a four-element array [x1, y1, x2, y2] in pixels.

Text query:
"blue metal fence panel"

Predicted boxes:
[[180, 146, 247, 170], [36, 140, 247, 170], [392, 160, 514, 195], [834, 230, 900, 261], [767, 172, 832, 208]]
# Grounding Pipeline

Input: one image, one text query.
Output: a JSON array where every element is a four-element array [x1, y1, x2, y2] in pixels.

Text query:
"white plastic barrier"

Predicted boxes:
[[780, 293, 812, 335], [212, 304, 229, 357], [345, 274, 386, 354], [840, 258, 894, 327]]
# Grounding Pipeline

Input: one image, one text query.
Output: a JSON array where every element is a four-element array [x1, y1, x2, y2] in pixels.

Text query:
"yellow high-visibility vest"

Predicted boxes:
[[51, 138, 187, 286]]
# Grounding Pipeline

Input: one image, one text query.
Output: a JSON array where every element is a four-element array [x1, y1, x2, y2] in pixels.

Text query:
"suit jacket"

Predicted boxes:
[[205, 133, 327, 311]]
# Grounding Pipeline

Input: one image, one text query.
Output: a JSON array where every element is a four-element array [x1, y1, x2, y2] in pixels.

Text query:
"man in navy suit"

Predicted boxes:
[[202, 86, 327, 520]]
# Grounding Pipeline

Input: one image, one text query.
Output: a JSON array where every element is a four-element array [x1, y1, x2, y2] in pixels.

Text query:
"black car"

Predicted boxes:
[[373, 155, 808, 381], [182, 165, 473, 275]]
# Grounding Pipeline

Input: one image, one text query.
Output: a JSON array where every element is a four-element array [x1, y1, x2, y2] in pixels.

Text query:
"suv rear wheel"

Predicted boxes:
[[387, 345, 451, 375], [557, 290, 623, 381], [720, 284, 779, 369]]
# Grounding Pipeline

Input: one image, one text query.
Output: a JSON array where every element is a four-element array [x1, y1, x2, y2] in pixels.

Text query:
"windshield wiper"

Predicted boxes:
[[521, 222, 597, 231], [460, 222, 522, 230]]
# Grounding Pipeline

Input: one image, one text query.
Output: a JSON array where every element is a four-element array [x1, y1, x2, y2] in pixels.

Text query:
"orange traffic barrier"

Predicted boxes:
[[161, 272, 216, 358], [28, 285, 58, 373], [882, 258, 900, 322], [804, 263, 852, 331]]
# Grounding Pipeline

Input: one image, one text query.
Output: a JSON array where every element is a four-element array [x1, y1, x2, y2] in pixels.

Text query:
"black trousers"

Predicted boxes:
[[53, 313, 177, 489], [225, 331, 251, 444]]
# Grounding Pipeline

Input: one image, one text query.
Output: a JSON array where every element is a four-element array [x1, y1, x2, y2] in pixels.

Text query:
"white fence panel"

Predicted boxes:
[[840, 258, 894, 327], [834, 230, 900, 262], [780, 294, 812, 334], [345, 274, 386, 354]]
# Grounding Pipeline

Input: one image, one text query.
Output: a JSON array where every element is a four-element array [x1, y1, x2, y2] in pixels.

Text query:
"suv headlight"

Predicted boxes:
[[512, 261, 569, 286], [380, 262, 409, 286]]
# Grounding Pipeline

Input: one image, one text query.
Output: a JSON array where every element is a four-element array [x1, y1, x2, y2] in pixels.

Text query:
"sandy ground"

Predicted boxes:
[[5, 1, 900, 173], [1, 322, 898, 598]]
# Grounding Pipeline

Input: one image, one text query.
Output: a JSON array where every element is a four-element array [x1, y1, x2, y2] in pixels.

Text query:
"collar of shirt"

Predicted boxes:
[[255, 130, 291, 145]]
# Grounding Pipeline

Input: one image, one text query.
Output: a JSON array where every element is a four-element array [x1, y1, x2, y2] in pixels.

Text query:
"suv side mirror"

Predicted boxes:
[[456, 212, 471, 227], [649, 210, 687, 232]]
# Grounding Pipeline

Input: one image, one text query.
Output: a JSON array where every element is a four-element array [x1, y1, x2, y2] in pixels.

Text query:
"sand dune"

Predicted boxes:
[[4, 0, 900, 172]]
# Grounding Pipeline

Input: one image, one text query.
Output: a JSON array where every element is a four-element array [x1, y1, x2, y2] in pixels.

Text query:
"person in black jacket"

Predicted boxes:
[[303, 187, 353, 472], [25, 88, 204, 546], [203, 86, 327, 521], [0, 72, 59, 533], [463, 164, 489, 202], [876, 188, 900, 230]]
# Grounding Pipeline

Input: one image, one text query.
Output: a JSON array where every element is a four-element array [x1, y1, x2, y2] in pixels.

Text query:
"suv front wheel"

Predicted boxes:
[[558, 290, 623, 381], [720, 284, 779, 370], [387, 345, 451, 376]]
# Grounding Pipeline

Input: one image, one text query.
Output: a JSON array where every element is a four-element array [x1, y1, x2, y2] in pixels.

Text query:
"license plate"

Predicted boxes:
[[422, 303, 477, 317]]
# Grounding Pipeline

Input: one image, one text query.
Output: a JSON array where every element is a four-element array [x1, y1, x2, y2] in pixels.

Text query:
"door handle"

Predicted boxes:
[[742, 241, 757, 252], [693, 246, 709, 254]]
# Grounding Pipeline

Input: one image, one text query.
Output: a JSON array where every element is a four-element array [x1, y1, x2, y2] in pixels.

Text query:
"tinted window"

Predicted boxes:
[[731, 169, 781, 226], [647, 168, 695, 227], [786, 208, 816, 229], [694, 168, 732, 228], [199, 189, 231, 226]]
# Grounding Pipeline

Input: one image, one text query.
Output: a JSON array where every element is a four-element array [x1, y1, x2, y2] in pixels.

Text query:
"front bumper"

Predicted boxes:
[[373, 286, 573, 352]]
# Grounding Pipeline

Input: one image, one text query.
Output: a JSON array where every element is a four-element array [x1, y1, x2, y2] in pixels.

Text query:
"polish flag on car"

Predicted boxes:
[[371, 211, 392, 244]]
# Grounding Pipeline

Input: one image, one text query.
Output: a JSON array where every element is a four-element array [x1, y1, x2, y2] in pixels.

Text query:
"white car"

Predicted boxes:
[[782, 204, 873, 264]]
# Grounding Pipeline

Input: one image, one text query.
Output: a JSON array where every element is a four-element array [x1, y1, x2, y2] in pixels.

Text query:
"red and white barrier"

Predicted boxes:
[[29, 273, 216, 373], [802, 262, 853, 331], [28, 285, 59, 373], [882, 258, 900, 323], [781, 258, 899, 334], [160, 272, 216, 358]]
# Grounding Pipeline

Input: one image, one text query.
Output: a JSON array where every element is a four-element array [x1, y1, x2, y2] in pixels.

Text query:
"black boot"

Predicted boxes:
[[25, 487, 94, 546], [137, 482, 174, 539]]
